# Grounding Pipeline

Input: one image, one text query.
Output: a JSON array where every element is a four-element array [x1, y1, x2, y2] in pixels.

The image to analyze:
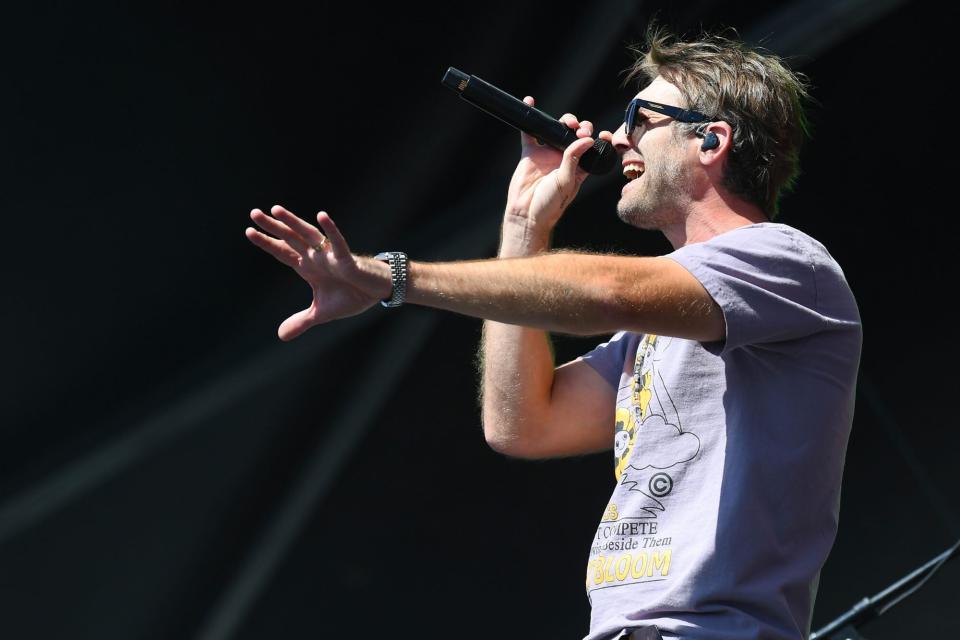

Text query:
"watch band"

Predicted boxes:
[[373, 251, 408, 307]]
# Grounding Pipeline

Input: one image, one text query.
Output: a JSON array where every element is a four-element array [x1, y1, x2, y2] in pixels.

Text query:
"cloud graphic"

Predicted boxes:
[[627, 414, 700, 471], [619, 470, 665, 519]]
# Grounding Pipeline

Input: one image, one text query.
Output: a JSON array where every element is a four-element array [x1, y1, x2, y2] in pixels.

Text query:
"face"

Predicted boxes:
[[613, 76, 696, 230]]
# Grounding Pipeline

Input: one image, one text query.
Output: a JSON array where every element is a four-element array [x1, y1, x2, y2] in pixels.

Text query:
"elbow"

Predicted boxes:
[[482, 413, 540, 459], [482, 416, 522, 456], [484, 432, 520, 457]]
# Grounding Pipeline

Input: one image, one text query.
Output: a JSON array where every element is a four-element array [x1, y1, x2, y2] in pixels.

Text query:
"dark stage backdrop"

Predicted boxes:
[[1, 1, 957, 638]]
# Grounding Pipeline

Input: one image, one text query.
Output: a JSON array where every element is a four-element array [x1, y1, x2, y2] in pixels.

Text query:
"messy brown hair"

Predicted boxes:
[[624, 25, 813, 218]]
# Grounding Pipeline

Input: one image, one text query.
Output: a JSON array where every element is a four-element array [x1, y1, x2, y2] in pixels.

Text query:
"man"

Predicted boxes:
[[246, 27, 861, 640]]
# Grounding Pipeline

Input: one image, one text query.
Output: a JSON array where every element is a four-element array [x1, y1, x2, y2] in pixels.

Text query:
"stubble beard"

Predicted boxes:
[[617, 140, 690, 230]]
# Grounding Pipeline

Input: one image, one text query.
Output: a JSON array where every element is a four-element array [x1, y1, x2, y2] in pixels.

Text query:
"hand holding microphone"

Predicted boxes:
[[442, 67, 615, 175]]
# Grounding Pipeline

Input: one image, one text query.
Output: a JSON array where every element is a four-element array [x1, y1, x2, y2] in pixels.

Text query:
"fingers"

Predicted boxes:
[[598, 129, 614, 144], [271, 205, 329, 251], [250, 208, 310, 254], [315, 211, 351, 258], [249, 206, 346, 263], [519, 96, 546, 148], [245, 226, 301, 268], [559, 135, 597, 187], [519, 96, 594, 153], [559, 113, 593, 137]]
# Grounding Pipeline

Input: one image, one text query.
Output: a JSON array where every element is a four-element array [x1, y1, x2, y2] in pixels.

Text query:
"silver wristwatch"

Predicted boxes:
[[373, 251, 408, 308]]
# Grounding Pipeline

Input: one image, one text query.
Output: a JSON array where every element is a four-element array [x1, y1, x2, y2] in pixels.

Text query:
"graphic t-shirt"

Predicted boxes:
[[579, 223, 862, 640]]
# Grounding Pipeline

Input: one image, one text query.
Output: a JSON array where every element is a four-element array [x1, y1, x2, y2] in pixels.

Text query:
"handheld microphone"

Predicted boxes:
[[442, 67, 616, 175]]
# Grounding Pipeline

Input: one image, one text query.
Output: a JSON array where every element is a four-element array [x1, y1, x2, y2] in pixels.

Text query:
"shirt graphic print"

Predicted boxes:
[[586, 333, 699, 595]]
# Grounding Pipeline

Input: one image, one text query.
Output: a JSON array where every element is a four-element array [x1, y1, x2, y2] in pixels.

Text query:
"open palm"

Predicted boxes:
[[245, 205, 378, 340]]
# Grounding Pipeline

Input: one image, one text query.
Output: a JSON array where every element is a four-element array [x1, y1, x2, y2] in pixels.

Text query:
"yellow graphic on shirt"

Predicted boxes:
[[614, 334, 658, 480], [601, 503, 619, 522], [585, 549, 672, 587]]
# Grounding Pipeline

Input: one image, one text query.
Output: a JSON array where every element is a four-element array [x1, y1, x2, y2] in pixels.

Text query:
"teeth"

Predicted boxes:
[[622, 164, 645, 180]]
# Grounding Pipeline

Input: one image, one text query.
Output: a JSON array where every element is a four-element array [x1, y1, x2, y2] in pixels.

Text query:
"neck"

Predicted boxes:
[[661, 189, 769, 249]]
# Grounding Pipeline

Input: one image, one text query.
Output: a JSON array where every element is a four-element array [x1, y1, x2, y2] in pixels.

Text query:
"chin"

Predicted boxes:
[[617, 202, 659, 230]]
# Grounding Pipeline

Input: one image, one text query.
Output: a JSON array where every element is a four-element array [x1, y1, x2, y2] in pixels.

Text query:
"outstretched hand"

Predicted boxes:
[[245, 205, 380, 341]]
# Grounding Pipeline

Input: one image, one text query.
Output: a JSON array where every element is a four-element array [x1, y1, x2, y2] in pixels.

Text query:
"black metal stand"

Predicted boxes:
[[810, 538, 959, 640]]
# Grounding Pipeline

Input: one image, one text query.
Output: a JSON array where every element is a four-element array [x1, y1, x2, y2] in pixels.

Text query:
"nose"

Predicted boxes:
[[603, 122, 633, 154]]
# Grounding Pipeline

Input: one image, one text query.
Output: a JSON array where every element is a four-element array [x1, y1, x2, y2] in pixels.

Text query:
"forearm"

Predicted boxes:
[[479, 321, 556, 452], [479, 218, 555, 453], [354, 233, 624, 336], [353, 228, 719, 340], [405, 252, 661, 336]]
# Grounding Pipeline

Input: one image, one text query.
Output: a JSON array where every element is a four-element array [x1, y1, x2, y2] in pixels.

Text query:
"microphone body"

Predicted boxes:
[[442, 67, 615, 175]]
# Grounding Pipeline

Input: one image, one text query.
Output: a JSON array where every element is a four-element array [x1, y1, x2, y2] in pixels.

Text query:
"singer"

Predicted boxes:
[[246, 26, 862, 640]]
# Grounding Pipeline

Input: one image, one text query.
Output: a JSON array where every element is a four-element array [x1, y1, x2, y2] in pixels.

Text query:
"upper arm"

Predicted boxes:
[[619, 257, 726, 343], [510, 356, 616, 459], [518, 257, 726, 459]]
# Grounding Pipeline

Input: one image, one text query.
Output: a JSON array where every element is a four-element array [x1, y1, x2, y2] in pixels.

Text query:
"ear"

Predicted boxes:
[[697, 121, 732, 161]]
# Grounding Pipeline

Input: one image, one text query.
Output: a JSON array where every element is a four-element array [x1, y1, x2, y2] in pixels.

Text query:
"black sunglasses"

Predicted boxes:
[[625, 98, 711, 138]]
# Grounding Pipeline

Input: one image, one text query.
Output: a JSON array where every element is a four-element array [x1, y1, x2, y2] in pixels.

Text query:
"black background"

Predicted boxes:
[[2, 1, 957, 638]]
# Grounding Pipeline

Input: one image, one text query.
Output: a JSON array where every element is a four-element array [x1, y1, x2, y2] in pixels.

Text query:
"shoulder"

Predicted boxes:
[[669, 223, 851, 291], [682, 222, 832, 260], [665, 223, 860, 351]]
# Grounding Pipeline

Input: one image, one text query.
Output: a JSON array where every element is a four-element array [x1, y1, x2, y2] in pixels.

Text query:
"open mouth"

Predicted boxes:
[[623, 163, 645, 181]]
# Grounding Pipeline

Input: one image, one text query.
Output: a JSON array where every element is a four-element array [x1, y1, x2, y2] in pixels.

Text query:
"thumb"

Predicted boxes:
[[278, 306, 316, 341]]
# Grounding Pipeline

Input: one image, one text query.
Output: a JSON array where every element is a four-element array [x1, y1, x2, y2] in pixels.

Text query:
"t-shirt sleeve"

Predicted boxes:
[[579, 330, 632, 389], [664, 226, 852, 355]]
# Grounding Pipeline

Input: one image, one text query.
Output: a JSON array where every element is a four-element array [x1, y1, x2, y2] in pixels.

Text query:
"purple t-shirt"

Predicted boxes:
[[579, 223, 862, 640]]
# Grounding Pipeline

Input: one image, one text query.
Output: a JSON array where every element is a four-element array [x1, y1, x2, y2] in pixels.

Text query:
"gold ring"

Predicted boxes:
[[313, 237, 328, 251]]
